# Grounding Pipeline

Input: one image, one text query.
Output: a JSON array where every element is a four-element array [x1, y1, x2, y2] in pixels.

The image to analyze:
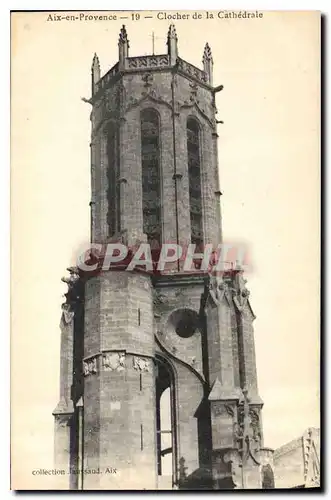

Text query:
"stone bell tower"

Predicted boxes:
[[53, 24, 274, 490]]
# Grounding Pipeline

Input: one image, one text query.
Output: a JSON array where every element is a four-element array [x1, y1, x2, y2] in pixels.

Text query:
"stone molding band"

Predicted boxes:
[[82, 350, 154, 376]]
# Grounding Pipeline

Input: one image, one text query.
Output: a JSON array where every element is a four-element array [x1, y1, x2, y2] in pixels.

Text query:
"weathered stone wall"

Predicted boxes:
[[83, 270, 157, 489]]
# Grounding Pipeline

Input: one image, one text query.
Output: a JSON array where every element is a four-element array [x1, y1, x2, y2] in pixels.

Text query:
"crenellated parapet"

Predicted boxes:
[[89, 24, 221, 104]]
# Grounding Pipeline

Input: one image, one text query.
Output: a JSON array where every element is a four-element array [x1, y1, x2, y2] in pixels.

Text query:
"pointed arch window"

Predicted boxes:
[[107, 123, 120, 237], [141, 109, 162, 248], [187, 118, 203, 248]]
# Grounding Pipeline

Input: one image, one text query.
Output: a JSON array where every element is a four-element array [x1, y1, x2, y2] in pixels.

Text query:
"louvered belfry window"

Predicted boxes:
[[141, 109, 162, 248], [187, 118, 203, 248]]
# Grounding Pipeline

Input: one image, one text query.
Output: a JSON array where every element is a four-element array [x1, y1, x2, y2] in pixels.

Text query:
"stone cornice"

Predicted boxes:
[[83, 349, 155, 362], [82, 350, 156, 377]]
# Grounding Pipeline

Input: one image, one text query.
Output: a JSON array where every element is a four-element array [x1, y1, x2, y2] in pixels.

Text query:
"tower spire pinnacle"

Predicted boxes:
[[119, 24, 129, 45], [203, 42, 213, 63], [202, 42, 213, 85], [167, 23, 177, 41], [91, 52, 100, 71], [118, 25, 129, 66], [167, 24, 178, 65], [91, 53, 100, 95]]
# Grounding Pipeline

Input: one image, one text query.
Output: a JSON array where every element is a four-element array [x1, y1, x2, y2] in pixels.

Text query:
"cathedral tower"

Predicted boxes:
[[53, 25, 274, 490]]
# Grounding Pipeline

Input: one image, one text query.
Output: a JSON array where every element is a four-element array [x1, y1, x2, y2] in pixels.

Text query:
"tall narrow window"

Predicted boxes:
[[107, 123, 120, 237], [155, 357, 178, 489], [187, 118, 203, 248], [158, 388, 172, 475], [141, 109, 162, 248]]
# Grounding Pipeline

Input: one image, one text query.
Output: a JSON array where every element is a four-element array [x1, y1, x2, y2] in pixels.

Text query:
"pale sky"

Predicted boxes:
[[11, 11, 320, 487]]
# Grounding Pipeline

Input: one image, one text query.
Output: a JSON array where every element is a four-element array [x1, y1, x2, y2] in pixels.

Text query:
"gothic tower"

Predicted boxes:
[[53, 25, 274, 490]]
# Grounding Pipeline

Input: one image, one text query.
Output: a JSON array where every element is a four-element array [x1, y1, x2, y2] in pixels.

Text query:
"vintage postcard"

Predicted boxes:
[[11, 10, 321, 490]]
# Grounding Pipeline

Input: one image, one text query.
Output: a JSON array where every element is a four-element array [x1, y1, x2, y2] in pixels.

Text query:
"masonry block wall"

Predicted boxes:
[[83, 271, 156, 490]]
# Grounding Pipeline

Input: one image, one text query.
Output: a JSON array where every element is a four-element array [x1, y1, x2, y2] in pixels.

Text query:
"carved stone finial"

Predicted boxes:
[[202, 42, 213, 85], [91, 52, 100, 72], [91, 53, 101, 95], [167, 24, 178, 65], [119, 25, 129, 44], [203, 43, 213, 63], [167, 24, 178, 41], [118, 25, 129, 63]]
